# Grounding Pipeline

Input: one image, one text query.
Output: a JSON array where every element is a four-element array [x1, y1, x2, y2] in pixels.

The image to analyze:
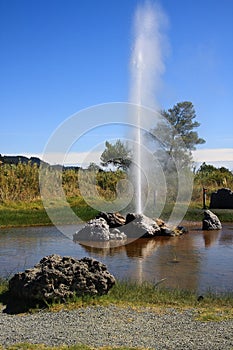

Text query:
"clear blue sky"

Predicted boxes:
[[1, 0, 233, 167]]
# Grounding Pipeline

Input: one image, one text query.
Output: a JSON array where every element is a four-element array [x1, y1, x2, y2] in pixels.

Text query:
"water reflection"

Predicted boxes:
[[203, 230, 220, 248], [0, 224, 233, 293]]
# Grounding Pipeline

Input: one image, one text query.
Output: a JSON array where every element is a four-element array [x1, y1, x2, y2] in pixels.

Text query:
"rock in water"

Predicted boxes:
[[9, 254, 115, 302], [125, 213, 187, 237], [74, 218, 110, 241], [73, 218, 127, 242], [96, 212, 126, 227], [125, 213, 161, 237], [202, 210, 222, 230]]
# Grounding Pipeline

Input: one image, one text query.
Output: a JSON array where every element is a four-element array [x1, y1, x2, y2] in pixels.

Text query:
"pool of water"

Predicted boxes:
[[0, 223, 233, 293]]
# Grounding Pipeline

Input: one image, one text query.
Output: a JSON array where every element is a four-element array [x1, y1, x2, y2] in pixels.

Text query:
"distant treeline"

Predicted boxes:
[[0, 154, 45, 166]]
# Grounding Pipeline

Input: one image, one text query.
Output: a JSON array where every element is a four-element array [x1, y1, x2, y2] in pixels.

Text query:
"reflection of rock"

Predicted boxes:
[[73, 218, 127, 242], [203, 230, 220, 247], [9, 254, 115, 302], [79, 241, 127, 257], [96, 212, 126, 227], [125, 238, 165, 258], [202, 210, 222, 230]]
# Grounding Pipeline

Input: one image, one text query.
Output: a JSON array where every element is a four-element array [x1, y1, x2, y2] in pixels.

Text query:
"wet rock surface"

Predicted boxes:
[[8, 254, 115, 303]]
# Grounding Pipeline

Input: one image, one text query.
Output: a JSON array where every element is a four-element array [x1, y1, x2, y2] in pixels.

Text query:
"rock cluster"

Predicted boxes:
[[74, 212, 187, 242], [73, 217, 127, 242], [9, 254, 115, 302], [202, 210, 222, 230]]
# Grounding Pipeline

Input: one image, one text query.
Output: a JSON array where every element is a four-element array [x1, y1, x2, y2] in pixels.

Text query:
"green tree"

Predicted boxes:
[[100, 140, 132, 171], [195, 162, 233, 187], [87, 162, 102, 172], [150, 101, 205, 170]]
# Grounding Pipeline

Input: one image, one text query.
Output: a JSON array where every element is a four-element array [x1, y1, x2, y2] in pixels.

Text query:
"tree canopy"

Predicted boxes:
[[100, 140, 132, 171], [150, 101, 205, 170], [195, 162, 233, 187]]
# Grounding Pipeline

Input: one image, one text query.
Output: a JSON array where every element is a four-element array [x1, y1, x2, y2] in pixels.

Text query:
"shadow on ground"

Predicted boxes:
[[0, 290, 46, 314]]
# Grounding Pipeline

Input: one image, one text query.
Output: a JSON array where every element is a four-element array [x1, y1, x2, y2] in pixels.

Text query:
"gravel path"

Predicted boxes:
[[0, 305, 233, 349]]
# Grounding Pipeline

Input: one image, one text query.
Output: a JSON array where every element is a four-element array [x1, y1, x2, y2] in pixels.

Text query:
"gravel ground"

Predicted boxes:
[[0, 305, 233, 349]]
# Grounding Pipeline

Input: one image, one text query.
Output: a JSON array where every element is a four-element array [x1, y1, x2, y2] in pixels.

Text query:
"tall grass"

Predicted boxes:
[[0, 162, 233, 226], [0, 163, 126, 203]]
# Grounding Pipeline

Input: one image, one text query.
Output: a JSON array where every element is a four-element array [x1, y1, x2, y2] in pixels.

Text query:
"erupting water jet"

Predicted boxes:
[[130, 2, 166, 214]]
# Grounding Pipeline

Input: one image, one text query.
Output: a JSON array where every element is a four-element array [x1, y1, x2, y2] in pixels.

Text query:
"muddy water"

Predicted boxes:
[[0, 223, 233, 293]]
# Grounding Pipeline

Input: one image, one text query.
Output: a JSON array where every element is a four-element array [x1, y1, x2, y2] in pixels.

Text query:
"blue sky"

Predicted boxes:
[[1, 0, 233, 168]]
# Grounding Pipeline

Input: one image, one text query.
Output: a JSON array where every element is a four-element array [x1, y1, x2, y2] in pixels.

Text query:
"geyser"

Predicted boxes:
[[130, 2, 166, 214]]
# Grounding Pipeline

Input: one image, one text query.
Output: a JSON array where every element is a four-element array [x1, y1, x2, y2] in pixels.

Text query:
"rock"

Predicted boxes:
[[160, 226, 176, 236], [8, 254, 115, 302], [74, 213, 188, 241], [202, 210, 222, 230], [176, 226, 189, 234], [109, 228, 127, 240], [74, 218, 110, 241], [159, 225, 187, 237], [73, 218, 127, 242], [96, 212, 126, 227], [125, 213, 161, 238], [125, 213, 186, 237], [155, 218, 165, 227]]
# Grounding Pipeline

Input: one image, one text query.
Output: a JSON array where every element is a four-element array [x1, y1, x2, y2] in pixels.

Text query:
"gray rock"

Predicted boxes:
[[74, 218, 110, 241], [202, 210, 222, 230], [109, 228, 127, 240], [73, 218, 127, 242], [125, 213, 187, 237], [125, 213, 161, 237], [8, 254, 115, 302]]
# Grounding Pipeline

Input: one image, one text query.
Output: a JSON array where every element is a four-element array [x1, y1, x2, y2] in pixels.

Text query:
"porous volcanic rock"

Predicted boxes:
[[8, 254, 115, 302], [202, 210, 222, 230]]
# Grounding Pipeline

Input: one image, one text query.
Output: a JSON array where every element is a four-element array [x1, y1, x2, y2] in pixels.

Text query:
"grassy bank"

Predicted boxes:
[[0, 198, 99, 228], [0, 198, 233, 228], [1, 280, 233, 322]]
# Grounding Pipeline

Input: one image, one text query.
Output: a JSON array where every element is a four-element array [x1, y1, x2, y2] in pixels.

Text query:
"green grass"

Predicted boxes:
[[1, 197, 233, 228], [160, 201, 233, 222], [1, 279, 233, 322], [0, 198, 98, 228], [39, 281, 233, 321]]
